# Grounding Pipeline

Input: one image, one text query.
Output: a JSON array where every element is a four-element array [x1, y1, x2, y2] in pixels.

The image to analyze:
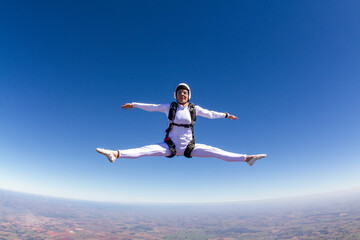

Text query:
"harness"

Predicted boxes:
[[164, 102, 196, 158]]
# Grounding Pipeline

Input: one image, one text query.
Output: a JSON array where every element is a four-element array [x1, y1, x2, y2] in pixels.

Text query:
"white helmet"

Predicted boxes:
[[174, 83, 191, 101]]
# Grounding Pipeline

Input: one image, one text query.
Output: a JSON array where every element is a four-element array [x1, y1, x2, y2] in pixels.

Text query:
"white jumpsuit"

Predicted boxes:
[[118, 102, 247, 162]]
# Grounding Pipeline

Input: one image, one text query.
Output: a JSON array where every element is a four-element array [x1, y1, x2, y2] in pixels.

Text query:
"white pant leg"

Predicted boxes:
[[191, 143, 247, 162], [119, 143, 171, 159]]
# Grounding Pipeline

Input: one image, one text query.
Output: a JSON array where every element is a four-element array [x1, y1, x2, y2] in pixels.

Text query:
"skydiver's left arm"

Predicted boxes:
[[195, 105, 238, 120]]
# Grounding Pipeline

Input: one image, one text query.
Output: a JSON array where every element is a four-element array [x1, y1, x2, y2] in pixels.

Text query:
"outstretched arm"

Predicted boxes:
[[122, 102, 169, 114], [195, 105, 238, 120]]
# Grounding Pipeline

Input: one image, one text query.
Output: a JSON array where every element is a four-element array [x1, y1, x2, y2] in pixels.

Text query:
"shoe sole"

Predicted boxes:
[[247, 154, 267, 166], [96, 148, 116, 163]]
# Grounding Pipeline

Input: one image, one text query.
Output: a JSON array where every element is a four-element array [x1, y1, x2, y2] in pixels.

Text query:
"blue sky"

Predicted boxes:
[[1, 0, 360, 203]]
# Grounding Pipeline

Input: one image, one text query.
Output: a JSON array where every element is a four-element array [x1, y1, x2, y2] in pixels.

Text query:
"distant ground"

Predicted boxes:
[[1, 189, 360, 239]]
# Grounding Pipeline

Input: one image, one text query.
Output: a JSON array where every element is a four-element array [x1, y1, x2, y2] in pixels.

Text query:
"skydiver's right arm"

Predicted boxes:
[[122, 102, 170, 114]]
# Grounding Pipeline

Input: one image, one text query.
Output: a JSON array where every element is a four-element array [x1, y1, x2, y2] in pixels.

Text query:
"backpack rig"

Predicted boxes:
[[164, 102, 196, 158]]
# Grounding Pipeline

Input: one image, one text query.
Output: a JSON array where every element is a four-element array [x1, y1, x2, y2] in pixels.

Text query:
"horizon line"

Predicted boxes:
[[1, 187, 360, 206]]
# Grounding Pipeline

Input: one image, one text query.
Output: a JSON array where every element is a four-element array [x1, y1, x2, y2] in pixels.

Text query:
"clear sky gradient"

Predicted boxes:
[[1, 0, 360, 203]]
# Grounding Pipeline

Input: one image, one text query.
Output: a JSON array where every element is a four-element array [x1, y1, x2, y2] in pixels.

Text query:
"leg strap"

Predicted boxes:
[[184, 139, 195, 158], [164, 137, 176, 158]]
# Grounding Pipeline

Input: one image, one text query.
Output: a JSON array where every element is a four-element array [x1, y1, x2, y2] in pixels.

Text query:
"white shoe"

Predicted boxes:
[[96, 148, 117, 163], [246, 154, 267, 166]]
